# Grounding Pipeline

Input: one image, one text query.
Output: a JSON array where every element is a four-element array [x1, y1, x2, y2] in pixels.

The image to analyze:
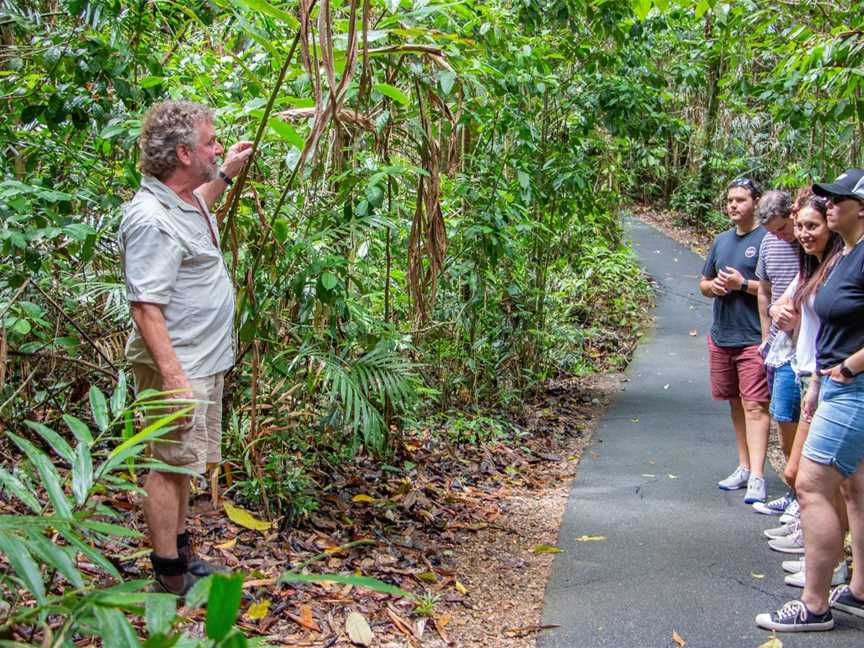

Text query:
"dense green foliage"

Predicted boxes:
[[1, 0, 862, 642]]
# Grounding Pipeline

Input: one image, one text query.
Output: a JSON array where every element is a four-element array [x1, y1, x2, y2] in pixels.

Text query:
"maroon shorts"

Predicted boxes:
[[707, 336, 770, 402]]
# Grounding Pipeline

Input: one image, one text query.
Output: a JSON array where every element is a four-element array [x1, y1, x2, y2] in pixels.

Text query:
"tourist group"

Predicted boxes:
[[700, 171, 864, 632]]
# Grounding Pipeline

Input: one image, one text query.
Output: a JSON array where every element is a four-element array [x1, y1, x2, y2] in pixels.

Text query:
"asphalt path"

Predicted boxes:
[[538, 217, 864, 647]]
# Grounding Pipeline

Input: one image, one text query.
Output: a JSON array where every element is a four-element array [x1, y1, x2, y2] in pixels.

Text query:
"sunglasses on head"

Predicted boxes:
[[729, 178, 756, 190]]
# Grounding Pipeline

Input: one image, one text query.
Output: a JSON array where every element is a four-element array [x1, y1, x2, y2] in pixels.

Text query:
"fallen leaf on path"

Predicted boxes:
[[244, 599, 270, 621], [531, 544, 564, 554], [751, 572, 765, 579], [642, 474, 656, 478], [664, 384, 670, 390], [386, 605, 416, 639], [672, 629, 686, 646], [504, 624, 561, 637], [352, 494, 375, 503], [223, 501, 271, 532], [286, 606, 321, 632], [631, 417, 639, 423], [667, 474, 678, 479], [575, 535, 607, 542], [689, 329, 698, 336], [454, 580, 468, 595], [433, 613, 452, 644], [758, 637, 782, 648], [214, 537, 237, 550], [346, 611, 373, 646]]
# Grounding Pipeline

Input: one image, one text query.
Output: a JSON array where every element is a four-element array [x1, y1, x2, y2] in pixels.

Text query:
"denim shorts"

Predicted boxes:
[[769, 362, 800, 423], [803, 374, 864, 478]]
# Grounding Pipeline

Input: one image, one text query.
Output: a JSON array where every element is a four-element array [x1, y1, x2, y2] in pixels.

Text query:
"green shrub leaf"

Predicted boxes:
[[7, 432, 72, 519], [90, 386, 110, 433], [72, 442, 94, 506], [0, 467, 42, 513], [23, 420, 74, 463], [0, 530, 46, 604], [206, 573, 245, 641]]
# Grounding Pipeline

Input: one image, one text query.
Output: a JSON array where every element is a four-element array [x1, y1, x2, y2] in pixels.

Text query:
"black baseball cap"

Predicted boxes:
[[812, 168, 864, 201]]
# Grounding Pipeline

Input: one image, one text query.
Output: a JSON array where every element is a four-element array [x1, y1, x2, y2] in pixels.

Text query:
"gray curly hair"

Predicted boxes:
[[756, 189, 792, 224], [139, 100, 214, 179]]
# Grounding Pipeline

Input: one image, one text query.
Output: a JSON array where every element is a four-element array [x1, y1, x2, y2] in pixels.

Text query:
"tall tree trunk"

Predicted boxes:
[[695, 15, 722, 221]]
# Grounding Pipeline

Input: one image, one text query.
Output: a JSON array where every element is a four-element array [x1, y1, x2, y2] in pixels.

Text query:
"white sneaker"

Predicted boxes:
[[779, 499, 800, 525], [785, 561, 848, 588], [769, 528, 805, 554], [782, 557, 804, 574], [718, 466, 750, 490], [744, 475, 767, 504], [765, 517, 799, 540]]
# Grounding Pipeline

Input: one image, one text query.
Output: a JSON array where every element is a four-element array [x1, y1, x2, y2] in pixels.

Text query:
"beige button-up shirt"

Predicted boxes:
[[119, 176, 235, 378]]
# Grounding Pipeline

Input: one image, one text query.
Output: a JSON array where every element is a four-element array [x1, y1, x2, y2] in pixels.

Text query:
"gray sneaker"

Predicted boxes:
[[744, 475, 767, 504], [769, 528, 805, 554], [718, 466, 750, 490], [765, 516, 800, 541], [779, 499, 800, 524]]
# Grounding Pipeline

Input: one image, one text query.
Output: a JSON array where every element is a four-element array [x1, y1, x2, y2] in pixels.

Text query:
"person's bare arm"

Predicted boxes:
[[130, 302, 192, 398], [699, 274, 727, 298], [758, 279, 771, 341], [197, 141, 254, 215]]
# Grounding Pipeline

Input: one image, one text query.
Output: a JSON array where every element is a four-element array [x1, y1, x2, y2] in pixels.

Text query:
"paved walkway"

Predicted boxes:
[[539, 218, 864, 647]]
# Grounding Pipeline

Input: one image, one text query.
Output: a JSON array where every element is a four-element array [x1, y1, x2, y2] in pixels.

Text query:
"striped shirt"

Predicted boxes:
[[756, 232, 799, 364]]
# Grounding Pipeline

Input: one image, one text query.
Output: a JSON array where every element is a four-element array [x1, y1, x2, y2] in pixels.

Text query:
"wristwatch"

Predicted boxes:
[[739, 281, 748, 293], [217, 169, 233, 186], [840, 362, 856, 379]]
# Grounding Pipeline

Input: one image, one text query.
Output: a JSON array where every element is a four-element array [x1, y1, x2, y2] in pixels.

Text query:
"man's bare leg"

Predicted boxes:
[[778, 421, 797, 461], [730, 398, 750, 469], [143, 469, 189, 590], [743, 399, 770, 477]]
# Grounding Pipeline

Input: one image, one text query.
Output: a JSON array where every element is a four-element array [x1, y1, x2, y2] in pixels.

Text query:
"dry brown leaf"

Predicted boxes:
[[672, 629, 686, 646], [346, 611, 373, 646], [386, 606, 416, 640], [214, 537, 237, 550], [433, 613, 452, 645], [286, 608, 321, 633]]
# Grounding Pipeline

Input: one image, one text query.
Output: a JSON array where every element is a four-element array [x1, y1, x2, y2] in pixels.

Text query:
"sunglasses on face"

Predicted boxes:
[[826, 195, 863, 207]]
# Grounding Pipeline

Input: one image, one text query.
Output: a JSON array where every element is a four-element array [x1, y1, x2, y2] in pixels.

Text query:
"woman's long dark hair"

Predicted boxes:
[[792, 188, 842, 311]]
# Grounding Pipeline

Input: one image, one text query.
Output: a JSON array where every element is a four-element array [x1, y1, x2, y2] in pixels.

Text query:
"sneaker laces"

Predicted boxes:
[[774, 600, 808, 623], [829, 585, 850, 606], [784, 499, 800, 517]]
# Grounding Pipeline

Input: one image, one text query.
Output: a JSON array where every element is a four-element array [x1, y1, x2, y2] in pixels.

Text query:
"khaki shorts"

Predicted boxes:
[[131, 364, 224, 475]]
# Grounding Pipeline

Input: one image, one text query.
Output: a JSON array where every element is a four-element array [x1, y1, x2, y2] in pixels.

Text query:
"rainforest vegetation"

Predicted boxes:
[[0, 0, 862, 645]]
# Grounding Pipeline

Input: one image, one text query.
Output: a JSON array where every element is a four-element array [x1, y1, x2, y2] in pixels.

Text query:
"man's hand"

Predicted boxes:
[[162, 372, 194, 401], [710, 276, 729, 296], [720, 266, 745, 291], [772, 303, 799, 333], [220, 141, 254, 181], [820, 363, 853, 385]]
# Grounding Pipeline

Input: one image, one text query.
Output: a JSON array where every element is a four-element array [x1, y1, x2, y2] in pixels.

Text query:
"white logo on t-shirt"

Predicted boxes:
[[745, 246, 757, 258]]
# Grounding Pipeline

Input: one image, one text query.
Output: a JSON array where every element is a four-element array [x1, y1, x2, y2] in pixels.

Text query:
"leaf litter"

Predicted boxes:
[[1, 374, 618, 647]]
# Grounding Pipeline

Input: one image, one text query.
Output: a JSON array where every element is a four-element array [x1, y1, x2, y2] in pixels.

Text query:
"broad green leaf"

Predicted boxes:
[[320, 271, 338, 291], [23, 420, 74, 462], [0, 467, 42, 513], [26, 531, 85, 588], [228, 0, 300, 29], [72, 442, 93, 506], [0, 531, 46, 604], [205, 573, 244, 641], [93, 607, 142, 648], [218, 631, 249, 648], [60, 528, 122, 580], [373, 83, 410, 106], [268, 117, 304, 149], [90, 386, 110, 432], [7, 432, 72, 519], [223, 501, 271, 531], [632, 0, 652, 20], [111, 371, 128, 417], [108, 405, 194, 460], [145, 595, 177, 636], [63, 414, 94, 446], [279, 572, 415, 599], [80, 519, 144, 538]]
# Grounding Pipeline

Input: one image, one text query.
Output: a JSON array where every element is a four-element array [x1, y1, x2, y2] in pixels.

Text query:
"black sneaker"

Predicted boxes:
[[755, 600, 834, 632], [829, 585, 864, 618]]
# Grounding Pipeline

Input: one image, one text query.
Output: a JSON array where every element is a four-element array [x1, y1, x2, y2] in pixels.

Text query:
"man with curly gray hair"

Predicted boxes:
[[118, 100, 252, 596]]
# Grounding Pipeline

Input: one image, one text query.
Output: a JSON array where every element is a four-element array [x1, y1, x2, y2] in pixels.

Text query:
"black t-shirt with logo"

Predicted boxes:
[[702, 226, 767, 347], [814, 239, 864, 371]]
